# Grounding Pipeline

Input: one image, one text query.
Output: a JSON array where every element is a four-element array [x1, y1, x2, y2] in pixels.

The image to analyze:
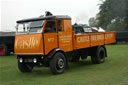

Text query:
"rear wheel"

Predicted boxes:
[[18, 60, 34, 72], [91, 46, 106, 64], [96, 47, 105, 64], [50, 52, 66, 74]]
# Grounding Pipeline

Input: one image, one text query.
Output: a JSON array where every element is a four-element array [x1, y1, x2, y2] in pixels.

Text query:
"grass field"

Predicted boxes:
[[0, 44, 128, 85]]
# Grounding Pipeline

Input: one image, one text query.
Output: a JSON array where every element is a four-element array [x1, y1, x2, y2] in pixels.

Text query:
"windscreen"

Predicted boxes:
[[16, 20, 44, 34]]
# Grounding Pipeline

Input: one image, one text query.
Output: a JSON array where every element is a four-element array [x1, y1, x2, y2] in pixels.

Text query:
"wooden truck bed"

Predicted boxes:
[[73, 32, 115, 50]]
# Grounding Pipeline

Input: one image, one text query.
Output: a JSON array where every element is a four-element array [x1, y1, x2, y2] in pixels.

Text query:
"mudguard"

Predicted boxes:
[[47, 48, 69, 68]]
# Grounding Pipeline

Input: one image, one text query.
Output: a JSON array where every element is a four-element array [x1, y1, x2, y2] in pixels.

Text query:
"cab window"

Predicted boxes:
[[16, 20, 44, 34], [45, 21, 56, 33]]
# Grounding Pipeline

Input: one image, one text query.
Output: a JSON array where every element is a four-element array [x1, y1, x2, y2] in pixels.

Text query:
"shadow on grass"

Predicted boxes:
[[67, 60, 96, 72], [19, 60, 96, 77], [15, 57, 110, 78], [1, 55, 109, 79], [15, 69, 52, 79]]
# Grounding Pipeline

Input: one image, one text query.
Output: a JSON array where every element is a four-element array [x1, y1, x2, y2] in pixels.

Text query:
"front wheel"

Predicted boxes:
[[50, 52, 66, 74]]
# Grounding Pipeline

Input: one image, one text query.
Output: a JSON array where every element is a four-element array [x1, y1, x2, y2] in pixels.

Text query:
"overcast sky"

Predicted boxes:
[[0, 0, 101, 31]]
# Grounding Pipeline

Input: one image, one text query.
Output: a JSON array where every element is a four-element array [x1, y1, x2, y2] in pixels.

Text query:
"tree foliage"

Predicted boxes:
[[89, 17, 98, 27], [97, 0, 128, 31]]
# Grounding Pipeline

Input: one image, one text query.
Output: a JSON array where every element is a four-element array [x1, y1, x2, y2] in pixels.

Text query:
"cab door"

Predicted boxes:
[[57, 20, 73, 52], [43, 20, 58, 55]]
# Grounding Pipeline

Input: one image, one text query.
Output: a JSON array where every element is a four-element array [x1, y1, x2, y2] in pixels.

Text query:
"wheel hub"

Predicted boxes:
[[58, 58, 64, 69]]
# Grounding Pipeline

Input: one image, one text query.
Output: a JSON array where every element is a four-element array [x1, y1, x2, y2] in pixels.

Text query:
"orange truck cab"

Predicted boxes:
[[15, 12, 115, 74]]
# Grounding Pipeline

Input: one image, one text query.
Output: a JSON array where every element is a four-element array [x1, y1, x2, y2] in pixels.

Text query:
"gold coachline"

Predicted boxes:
[[15, 53, 43, 55]]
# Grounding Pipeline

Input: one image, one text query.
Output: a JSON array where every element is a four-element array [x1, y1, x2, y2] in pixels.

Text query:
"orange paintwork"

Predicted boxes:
[[75, 34, 90, 49], [58, 32, 73, 52], [105, 32, 115, 44], [73, 32, 115, 50], [15, 19, 115, 56], [63, 20, 72, 32], [44, 33, 58, 55], [58, 20, 73, 52], [90, 33, 105, 47], [15, 34, 44, 55]]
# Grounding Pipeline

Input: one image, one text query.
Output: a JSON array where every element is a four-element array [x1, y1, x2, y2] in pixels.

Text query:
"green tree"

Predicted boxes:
[[89, 17, 96, 27], [89, 16, 99, 28], [97, 0, 128, 31]]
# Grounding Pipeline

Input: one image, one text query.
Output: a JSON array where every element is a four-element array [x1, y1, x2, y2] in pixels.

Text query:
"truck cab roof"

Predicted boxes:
[[17, 15, 71, 23]]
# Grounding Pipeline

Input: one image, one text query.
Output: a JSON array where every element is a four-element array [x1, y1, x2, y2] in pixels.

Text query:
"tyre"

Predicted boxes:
[[50, 52, 66, 74], [96, 47, 105, 64], [18, 60, 34, 72], [91, 46, 106, 64]]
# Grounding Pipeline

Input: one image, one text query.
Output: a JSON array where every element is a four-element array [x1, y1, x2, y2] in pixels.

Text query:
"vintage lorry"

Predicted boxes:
[[15, 12, 115, 74], [0, 32, 15, 56]]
